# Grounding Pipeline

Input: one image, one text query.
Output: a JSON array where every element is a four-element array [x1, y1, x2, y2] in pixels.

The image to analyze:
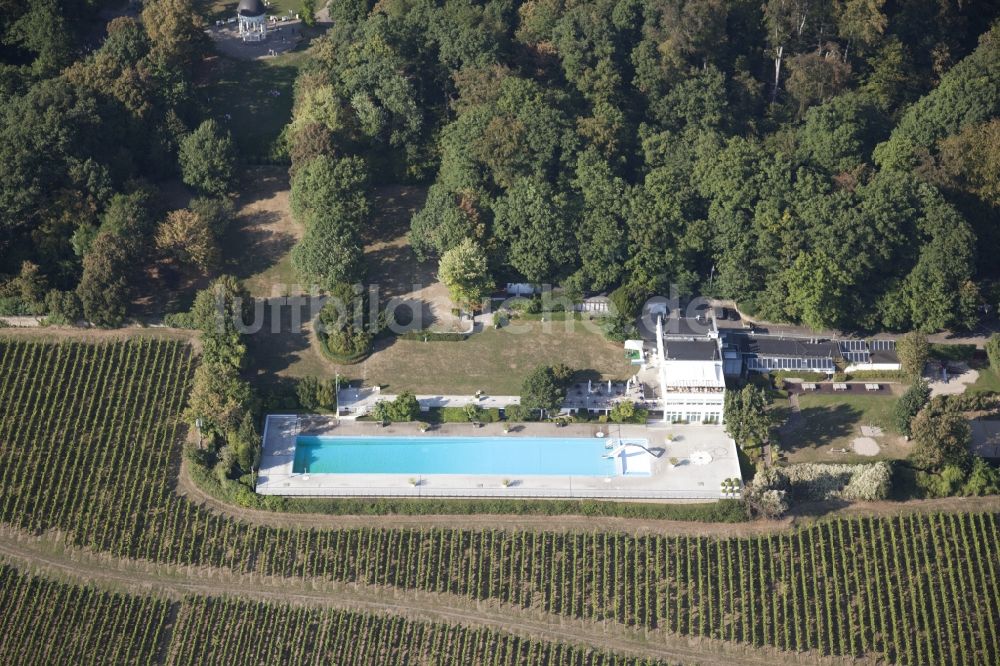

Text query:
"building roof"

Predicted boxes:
[[237, 0, 266, 17], [867, 339, 898, 364], [745, 337, 839, 359], [661, 358, 725, 387], [664, 339, 720, 361], [660, 315, 715, 339]]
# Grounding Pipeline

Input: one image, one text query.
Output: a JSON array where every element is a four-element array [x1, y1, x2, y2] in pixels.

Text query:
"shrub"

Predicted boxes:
[[771, 463, 893, 502], [372, 392, 421, 422], [743, 468, 789, 518], [441, 406, 500, 423], [43, 289, 82, 324], [986, 334, 1000, 373], [503, 404, 531, 422], [844, 370, 910, 381], [296, 376, 337, 412], [163, 310, 197, 329], [893, 380, 930, 436], [397, 331, 467, 341], [609, 401, 648, 424], [773, 370, 827, 382]]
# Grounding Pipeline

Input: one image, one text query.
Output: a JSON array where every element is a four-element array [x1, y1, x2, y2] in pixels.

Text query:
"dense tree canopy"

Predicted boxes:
[[4, 0, 1000, 335], [0, 2, 207, 323]]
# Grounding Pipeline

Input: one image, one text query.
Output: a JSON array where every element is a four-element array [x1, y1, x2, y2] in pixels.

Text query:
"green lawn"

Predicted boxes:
[[929, 343, 977, 362], [969, 366, 1000, 393], [350, 321, 634, 395], [781, 392, 905, 463], [200, 51, 306, 160]]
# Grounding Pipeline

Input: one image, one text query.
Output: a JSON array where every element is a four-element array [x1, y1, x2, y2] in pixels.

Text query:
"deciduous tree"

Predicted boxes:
[[896, 331, 929, 378], [179, 120, 236, 197], [437, 238, 492, 310]]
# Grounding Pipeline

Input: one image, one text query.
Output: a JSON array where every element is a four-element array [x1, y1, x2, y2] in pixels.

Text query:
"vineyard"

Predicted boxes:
[[0, 566, 661, 666], [1, 339, 999, 664], [166, 596, 668, 665], [0, 565, 170, 665]]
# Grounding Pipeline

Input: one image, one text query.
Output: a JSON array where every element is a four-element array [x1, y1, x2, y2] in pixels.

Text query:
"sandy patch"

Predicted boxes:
[[852, 437, 880, 456], [860, 425, 883, 437], [926, 362, 979, 397]]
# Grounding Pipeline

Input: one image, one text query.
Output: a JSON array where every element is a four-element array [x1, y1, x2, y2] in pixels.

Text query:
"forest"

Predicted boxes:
[[3, 0, 1000, 334]]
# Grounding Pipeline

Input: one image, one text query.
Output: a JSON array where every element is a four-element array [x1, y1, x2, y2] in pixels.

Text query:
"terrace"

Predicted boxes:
[[256, 417, 742, 500]]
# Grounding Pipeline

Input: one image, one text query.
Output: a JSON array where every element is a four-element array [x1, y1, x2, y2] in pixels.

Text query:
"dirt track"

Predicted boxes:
[[176, 457, 1000, 536], [0, 528, 862, 666]]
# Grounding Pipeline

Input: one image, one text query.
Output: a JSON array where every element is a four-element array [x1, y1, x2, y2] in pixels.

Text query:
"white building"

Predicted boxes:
[[627, 314, 726, 424], [237, 0, 268, 42]]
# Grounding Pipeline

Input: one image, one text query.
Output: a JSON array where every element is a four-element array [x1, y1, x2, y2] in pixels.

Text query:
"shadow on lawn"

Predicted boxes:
[[245, 296, 313, 385], [365, 243, 434, 300], [780, 403, 861, 452], [223, 209, 293, 282]]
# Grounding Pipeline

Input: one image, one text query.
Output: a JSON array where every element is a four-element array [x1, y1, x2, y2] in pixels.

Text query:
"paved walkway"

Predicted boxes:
[[338, 387, 519, 417]]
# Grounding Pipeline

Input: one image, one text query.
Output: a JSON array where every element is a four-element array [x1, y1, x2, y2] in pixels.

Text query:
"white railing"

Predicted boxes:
[[256, 484, 731, 500]]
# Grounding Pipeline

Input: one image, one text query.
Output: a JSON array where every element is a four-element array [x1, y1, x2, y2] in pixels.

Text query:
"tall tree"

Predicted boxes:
[[723, 384, 775, 448], [141, 0, 207, 67], [896, 331, 929, 378], [520, 365, 566, 418], [492, 179, 576, 284], [437, 238, 492, 310], [571, 149, 628, 292], [910, 409, 971, 471], [179, 120, 236, 197]]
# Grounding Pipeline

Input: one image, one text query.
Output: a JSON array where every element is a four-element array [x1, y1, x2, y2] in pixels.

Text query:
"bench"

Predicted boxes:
[[865, 383, 880, 392], [833, 383, 849, 391], [801, 383, 818, 391]]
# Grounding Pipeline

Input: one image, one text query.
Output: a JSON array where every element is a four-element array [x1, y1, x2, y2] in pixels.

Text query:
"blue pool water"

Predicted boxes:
[[293, 435, 627, 476]]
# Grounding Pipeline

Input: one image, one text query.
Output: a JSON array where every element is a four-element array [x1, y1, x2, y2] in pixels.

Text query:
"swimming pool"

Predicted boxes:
[[292, 435, 633, 476]]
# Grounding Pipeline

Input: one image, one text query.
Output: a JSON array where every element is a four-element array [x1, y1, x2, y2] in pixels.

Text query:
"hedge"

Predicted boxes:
[[844, 369, 910, 381], [771, 370, 828, 382], [439, 406, 502, 423], [397, 331, 468, 342], [317, 334, 371, 364]]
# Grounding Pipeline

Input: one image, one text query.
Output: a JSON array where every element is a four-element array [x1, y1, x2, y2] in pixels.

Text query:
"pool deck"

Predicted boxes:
[[256, 416, 743, 500]]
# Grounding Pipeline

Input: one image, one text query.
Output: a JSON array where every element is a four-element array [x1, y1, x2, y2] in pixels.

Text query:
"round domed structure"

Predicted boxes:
[[236, 0, 267, 42], [237, 0, 266, 17]]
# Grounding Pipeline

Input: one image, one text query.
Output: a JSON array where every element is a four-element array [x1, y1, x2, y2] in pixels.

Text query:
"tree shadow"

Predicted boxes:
[[222, 209, 294, 281], [245, 297, 313, 386], [362, 185, 428, 247], [779, 403, 861, 452], [366, 243, 431, 300], [235, 167, 291, 201], [786, 498, 853, 518], [131, 261, 212, 320]]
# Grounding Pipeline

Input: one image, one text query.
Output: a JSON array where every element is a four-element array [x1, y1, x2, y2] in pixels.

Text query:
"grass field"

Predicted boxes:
[[1, 338, 999, 663], [200, 51, 306, 160], [354, 320, 633, 394], [221, 167, 301, 298], [969, 366, 1000, 393], [782, 392, 906, 463]]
